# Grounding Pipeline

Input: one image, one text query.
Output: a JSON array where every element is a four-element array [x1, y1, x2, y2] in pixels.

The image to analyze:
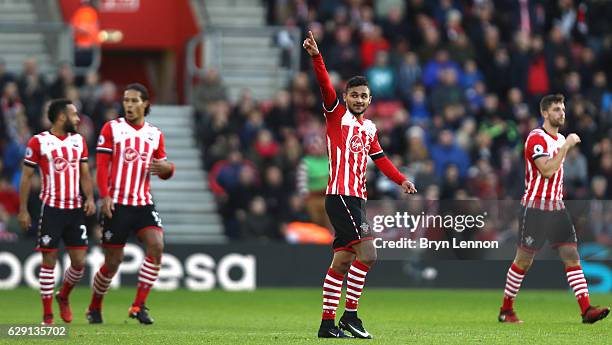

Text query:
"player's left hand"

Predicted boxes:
[[150, 158, 172, 177], [83, 199, 96, 216], [401, 180, 417, 194]]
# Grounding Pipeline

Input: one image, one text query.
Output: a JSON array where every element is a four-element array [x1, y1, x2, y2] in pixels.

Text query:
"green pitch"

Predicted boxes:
[[0, 288, 609, 344]]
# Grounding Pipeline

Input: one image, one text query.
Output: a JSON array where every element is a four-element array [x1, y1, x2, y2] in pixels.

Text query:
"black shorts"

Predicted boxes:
[[325, 195, 372, 252], [101, 204, 163, 247], [518, 206, 577, 252], [36, 205, 88, 252]]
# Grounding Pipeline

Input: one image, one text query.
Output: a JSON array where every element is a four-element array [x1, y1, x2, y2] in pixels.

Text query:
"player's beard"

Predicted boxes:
[[348, 104, 368, 116], [64, 121, 77, 133], [549, 116, 565, 128]]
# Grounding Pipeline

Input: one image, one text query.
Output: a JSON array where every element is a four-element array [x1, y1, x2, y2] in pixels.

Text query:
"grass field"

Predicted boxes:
[[0, 287, 610, 344]]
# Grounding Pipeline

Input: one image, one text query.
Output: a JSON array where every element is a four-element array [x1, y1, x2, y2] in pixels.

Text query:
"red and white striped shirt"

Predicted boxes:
[[24, 132, 88, 209], [324, 100, 383, 200], [96, 118, 167, 206], [521, 128, 566, 210]]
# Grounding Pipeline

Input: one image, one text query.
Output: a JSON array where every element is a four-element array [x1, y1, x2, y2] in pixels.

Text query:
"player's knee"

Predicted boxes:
[[514, 259, 533, 272], [147, 241, 164, 259], [558, 246, 580, 262], [106, 255, 123, 271], [71, 260, 85, 270], [331, 260, 352, 274], [358, 252, 377, 267], [42, 252, 58, 266]]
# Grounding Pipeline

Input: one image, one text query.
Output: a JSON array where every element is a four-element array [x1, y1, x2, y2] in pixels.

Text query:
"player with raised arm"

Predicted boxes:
[[18, 99, 96, 325], [498, 94, 609, 324], [86, 83, 175, 325], [303, 31, 417, 338]]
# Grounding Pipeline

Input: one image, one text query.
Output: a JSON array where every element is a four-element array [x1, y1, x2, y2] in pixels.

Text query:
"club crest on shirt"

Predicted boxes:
[[41, 235, 52, 246], [525, 236, 534, 246], [104, 231, 113, 241], [349, 135, 364, 154], [360, 222, 370, 235]]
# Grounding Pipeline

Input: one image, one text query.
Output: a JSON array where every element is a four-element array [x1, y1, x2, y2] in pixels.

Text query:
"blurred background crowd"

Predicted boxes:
[[1, 0, 611, 245]]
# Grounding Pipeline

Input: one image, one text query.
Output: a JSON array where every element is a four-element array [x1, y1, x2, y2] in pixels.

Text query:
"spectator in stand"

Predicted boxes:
[[1, 81, 26, 144], [193, 68, 228, 116], [430, 129, 470, 179], [365, 51, 396, 100], [17, 58, 47, 133], [564, 147, 589, 199], [396, 51, 421, 105], [0, 176, 19, 216], [431, 67, 465, 115], [380, 5, 410, 45], [526, 35, 550, 100], [70, 0, 101, 68], [91, 81, 119, 134], [588, 176, 611, 245], [79, 70, 102, 116], [48, 62, 76, 99], [296, 135, 328, 228], [327, 26, 361, 80], [422, 49, 461, 90], [360, 25, 390, 70], [0, 58, 15, 95], [241, 196, 280, 241], [265, 89, 295, 138]]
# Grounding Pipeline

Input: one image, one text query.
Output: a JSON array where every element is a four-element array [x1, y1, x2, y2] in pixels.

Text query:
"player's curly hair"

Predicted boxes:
[[540, 94, 564, 113], [125, 83, 151, 115], [47, 98, 72, 123]]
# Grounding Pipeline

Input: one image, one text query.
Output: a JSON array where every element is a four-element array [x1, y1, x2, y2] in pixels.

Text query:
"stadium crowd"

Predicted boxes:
[[1, 0, 611, 246], [194, 0, 612, 243]]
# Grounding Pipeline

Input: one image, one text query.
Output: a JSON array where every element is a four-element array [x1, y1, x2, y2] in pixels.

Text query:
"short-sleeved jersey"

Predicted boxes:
[[96, 118, 167, 206], [24, 131, 88, 209], [521, 128, 566, 210], [324, 100, 383, 200]]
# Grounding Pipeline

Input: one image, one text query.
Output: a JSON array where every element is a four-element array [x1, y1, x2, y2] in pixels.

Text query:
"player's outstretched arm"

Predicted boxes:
[[303, 30, 337, 109], [534, 133, 580, 178]]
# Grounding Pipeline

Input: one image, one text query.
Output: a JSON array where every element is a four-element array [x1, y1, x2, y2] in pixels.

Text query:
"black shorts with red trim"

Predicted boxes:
[[37, 205, 88, 251], [518, 206, 577, 252], [101, 204, 163, 247], [325, 194, 372, 252]]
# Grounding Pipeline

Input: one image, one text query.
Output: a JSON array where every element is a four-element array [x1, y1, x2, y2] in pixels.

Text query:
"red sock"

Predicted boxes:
[[59, 265, 84, 298], [345, 260, 370, 312], [39, 264, 55, 315], [565, 266, 591, 314], [132, 256, 160, 307], [322, 268, 344, 320], [501, 263, 525, 311], [89, 265, 114, 311]]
